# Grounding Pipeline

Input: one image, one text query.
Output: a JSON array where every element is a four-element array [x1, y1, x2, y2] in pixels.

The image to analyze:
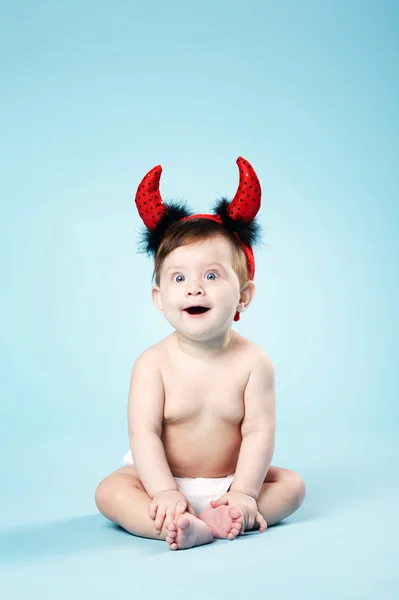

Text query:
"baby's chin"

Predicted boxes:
[[168, 311, 235, 341], [175, 329, 231, 347]]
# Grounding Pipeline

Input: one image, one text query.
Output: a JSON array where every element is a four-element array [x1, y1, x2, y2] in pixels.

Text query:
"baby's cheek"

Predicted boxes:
[[166, 300, 181, 321], [167, 295, 180, 311]]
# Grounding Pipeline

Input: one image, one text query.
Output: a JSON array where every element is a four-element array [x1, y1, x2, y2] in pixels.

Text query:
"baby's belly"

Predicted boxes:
[[161, 421, 242, 478]]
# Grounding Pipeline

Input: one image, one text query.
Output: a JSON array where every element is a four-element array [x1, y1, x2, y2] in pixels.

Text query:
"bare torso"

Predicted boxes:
[[154, 330, 258, 478]]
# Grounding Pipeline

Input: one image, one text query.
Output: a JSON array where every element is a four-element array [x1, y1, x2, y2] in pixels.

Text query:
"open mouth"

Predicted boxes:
[[184, 306, 211, 315]]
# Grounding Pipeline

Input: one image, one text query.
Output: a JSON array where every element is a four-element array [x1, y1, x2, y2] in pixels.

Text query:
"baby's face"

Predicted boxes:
[[152, 236, 246, 340]]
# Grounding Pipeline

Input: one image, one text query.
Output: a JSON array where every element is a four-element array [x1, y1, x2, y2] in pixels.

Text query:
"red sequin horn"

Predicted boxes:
[[225, 156, 262, 222], [135, 165, 168, 231]]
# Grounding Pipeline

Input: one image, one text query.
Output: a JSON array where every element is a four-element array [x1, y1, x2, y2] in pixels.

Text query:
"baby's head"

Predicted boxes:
[[134, 157, 263, 340], [151, 218, 255, 339]]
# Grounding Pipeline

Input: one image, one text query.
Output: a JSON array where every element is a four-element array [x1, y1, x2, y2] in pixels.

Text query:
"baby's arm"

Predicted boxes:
[[212, 352, 275, 531], [128, 350, 177, 496], [128, 351, 195, 531], [231, 350, 276, 499]]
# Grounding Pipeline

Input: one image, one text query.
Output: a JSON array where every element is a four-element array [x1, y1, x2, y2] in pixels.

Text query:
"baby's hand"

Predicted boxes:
[[149, 490, 196, 533], [210, 490, 267, 533]]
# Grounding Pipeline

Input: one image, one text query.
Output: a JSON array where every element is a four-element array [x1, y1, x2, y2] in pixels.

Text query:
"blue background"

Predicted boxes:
[[0, 0, 398, 598]]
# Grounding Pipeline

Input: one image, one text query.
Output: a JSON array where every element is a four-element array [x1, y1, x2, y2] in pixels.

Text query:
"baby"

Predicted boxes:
[[95, 158, 306, 550]]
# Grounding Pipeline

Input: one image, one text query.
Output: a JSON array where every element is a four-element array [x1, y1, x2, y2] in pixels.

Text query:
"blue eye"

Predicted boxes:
[[206, 272, 218, 280], [173, 274, 185, 283]]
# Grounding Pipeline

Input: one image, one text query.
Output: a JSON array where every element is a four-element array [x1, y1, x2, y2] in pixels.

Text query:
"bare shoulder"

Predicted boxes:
[[252, 344, 275, 374], [132, 335, 172, 371], [234, 332, 274, 374]]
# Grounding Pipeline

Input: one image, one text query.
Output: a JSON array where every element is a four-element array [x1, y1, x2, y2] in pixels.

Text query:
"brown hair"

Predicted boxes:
[[153, 218, 249, 288]]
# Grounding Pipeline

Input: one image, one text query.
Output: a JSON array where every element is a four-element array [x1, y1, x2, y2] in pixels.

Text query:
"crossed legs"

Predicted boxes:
[[95, 465, 306, 549]]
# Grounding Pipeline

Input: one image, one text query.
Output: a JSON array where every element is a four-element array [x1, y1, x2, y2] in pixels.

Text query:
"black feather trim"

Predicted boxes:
[[137, 201, 193, 256], [212, 198, 263, 247]]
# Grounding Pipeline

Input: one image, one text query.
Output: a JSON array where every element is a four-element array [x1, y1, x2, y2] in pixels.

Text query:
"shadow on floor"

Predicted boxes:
[[0, 514, 166, 564], [0, 505, 319, 565]]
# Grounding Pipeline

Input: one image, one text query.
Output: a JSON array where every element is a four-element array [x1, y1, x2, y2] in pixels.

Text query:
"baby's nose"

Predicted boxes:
[[187, 282, 205, 295]]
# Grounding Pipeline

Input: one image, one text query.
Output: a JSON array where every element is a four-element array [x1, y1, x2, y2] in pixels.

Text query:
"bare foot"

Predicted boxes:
[[198, 506, 244, 539], [165, 513, 214, 551]]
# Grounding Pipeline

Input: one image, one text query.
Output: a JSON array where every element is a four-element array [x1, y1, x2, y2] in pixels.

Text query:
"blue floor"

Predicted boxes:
[[1, 430, 398, 599]]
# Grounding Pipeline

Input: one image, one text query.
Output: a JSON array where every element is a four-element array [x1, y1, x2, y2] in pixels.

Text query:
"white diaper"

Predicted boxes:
[[122, 449, 234, 514]]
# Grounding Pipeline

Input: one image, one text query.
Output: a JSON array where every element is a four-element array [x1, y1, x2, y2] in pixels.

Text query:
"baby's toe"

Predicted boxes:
[[231, 524, 241, 536], [227, 524, 241, 540], [228, 507, 242, 520], [166, 529, 177, 543], [234, 514, 243, 523], [168, 528, 177, 537], [175, 516, 190, 529]]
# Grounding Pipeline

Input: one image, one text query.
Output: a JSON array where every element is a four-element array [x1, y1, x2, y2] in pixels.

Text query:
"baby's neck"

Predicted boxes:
[[173, 329, 236, 359]]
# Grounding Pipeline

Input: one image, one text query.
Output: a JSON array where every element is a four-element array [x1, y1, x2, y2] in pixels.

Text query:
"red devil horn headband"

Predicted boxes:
[[135, 157, 261, 230], [134, 157, 263, 321]]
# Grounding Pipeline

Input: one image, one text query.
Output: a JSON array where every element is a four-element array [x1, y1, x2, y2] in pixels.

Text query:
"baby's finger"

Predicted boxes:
[[256, 512, 267, 533], [247, 514, 255, 530], [148, 503, 158, 520], [210, 495, 228, 508], [236, 517, 244, 535], [164, 503, 178, 528], [186, 503, 197, 516], [175, 501, 186, 515], [154, 508, 166, 534]]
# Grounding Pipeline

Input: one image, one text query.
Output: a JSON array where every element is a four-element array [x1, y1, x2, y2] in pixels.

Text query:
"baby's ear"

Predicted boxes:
[[238, 281, 256, 313], [152, 286, 164, 313]]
